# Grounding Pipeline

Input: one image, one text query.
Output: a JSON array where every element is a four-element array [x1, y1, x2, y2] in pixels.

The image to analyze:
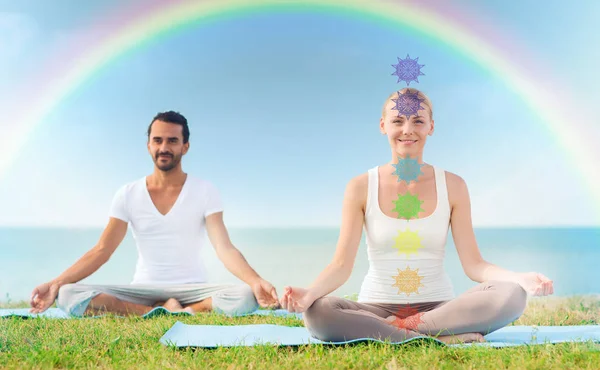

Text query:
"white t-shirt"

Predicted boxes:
[[108, 175, 223, 285]]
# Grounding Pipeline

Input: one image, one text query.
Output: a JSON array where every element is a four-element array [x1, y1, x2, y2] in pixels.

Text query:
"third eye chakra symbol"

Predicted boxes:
[[391, 54, 425, 86], [391, 89, 426, 119]]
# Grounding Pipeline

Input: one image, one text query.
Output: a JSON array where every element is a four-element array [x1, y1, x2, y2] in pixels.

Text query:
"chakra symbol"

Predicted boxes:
[[391, 155, 425, 184], [391, 89, 427, 119], [392, 229, 424, 258], [391, 266, 425, 296], [391, 54, 425, 86], [388, 303, 426, 331], [392, 192, 425, 220]]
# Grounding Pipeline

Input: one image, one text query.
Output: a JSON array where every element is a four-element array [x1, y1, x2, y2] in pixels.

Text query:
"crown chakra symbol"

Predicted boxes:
[[391, 54, 425, 86]]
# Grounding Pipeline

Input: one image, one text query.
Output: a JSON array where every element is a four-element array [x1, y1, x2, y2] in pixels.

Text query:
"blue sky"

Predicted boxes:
[[0, 0, 599, 228]]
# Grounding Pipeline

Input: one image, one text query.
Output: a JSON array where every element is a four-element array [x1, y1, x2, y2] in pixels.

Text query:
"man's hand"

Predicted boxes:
[[250, 278, 280, 309], [30, 282, 60, 314], [515, 272, 554, 296]]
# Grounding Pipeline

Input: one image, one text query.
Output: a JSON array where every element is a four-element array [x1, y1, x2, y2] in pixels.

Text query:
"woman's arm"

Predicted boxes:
[[447, 172, 509, 282], [280, 174, 367, 311], [304, 175, 367, 299], [448, 173, 553, 295]]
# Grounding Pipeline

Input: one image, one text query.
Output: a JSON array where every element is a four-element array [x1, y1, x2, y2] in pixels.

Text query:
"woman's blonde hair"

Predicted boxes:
[[382, 88, 433, 120]]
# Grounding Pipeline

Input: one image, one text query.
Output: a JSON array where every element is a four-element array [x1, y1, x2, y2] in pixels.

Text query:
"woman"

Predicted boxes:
[[280, 88, 554, 344]]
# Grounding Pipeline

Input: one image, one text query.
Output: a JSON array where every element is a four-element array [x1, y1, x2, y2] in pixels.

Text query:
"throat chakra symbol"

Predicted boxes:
[[391, 89, 426, 119], [391, 155, 425, 184], [388, 303, 426, 331], [391, 54, 425, 86], [391, 266, 425, 296], [392, 229, 424, 258], [392, 192, 424, 220]]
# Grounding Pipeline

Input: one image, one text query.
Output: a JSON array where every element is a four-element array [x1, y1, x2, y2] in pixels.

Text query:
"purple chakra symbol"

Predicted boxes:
[[391, 54, 425, 86], [391, 89, 426, 119]]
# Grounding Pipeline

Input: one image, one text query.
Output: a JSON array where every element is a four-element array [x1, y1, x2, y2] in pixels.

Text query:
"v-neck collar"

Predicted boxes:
[[143, 174, 188, 217]]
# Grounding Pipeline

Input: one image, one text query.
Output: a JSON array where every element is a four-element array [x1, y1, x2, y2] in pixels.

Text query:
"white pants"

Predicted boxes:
[[56, 283, 258, 317]]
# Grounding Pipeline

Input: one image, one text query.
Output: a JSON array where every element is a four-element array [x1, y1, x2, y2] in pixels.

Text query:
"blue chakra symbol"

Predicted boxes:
[[391, 54, 425, 86], [392, 156, 424, 184], [391, 89, 426, 119]]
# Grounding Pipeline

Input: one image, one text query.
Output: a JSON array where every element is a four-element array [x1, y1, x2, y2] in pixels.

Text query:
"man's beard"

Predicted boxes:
[[155, 152, 181, 171]]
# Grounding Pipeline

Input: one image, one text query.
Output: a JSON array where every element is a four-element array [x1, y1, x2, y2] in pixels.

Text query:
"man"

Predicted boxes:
[[29, 111, 279, 317]]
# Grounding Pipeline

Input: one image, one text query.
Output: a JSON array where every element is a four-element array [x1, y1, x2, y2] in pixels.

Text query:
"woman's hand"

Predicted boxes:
[[279, 286, 317, 313], [515, 272, 554, 296]]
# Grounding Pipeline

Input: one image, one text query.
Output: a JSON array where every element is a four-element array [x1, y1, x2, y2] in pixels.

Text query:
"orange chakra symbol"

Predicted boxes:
[[391, 266, 424, 296], [388, 304, 426, 331]]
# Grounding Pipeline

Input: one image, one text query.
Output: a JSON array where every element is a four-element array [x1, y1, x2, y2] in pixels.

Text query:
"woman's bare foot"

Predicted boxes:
[[437, 333, 486, 344]]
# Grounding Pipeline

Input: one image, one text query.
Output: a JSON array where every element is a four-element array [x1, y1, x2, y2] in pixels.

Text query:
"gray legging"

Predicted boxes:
[[303, 280, 527, 342], [56, 283, 259, 317]]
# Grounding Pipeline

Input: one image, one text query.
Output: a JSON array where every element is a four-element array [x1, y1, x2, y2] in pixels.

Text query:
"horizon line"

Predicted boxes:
[[1, 224, 599, 230]]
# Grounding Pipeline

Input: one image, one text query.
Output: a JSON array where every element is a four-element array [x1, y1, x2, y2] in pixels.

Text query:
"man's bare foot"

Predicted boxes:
[[154, 298, 195, 315], [437, 333, 486, 344], [183, 307, 195, 315], [162, 298, 184, 312]]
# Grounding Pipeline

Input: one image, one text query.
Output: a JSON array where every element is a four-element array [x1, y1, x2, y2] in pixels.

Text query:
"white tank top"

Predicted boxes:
[[357, 165, 456, 303]]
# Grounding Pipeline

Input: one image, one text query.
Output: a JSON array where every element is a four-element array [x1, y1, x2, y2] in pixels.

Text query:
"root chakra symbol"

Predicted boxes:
[[388, 304, 426, 331]]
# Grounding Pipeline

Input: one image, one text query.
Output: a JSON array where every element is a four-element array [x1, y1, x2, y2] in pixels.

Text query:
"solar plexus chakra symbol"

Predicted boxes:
[[391, 156, 425, 184], [391, 88, 427, 119], [391, 266, 424, 296], [392, 191, 424, 220], [391, 54, 425, 86], [392, 229, 424, 258]]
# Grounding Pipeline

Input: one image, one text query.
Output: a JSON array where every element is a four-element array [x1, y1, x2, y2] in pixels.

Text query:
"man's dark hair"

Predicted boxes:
[[147, 111, 190, 143]]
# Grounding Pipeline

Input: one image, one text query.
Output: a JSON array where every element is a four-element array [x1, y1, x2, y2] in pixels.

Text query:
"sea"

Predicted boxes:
[[1, 227, 599, 303]]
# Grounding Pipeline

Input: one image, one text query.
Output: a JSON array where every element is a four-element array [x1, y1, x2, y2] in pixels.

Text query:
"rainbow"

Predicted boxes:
[[6, 0, 600, 221]]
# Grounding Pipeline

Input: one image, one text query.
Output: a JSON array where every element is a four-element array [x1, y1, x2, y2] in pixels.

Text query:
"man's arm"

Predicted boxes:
[[30, 217, 128, 312], [205, 212, 262, 286], [52, 217, 128, 287]]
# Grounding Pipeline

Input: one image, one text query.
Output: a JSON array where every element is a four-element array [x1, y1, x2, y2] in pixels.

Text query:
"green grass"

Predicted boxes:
[[1, 296, 599, 369]]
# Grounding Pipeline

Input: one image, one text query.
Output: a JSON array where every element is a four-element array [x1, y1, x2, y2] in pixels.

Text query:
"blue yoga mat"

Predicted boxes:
[[159, 321, 600, 348], [0, 307, 302, 320]]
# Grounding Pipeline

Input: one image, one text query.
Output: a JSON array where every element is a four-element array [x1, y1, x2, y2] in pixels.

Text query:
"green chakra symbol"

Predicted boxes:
[[392, 192, 424, 220]]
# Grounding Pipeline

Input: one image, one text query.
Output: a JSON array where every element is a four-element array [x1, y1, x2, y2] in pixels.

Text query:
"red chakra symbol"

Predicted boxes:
[[388, 304, 425, 331]]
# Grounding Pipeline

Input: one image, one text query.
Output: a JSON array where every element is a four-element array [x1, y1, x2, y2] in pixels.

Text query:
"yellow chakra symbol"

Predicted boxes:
[[392, 229, 424, 258], [391, 266, 425, 296]]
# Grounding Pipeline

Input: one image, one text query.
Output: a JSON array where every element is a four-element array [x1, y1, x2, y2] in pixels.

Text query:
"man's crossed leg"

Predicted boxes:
[[56, 283, 259, 317]]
